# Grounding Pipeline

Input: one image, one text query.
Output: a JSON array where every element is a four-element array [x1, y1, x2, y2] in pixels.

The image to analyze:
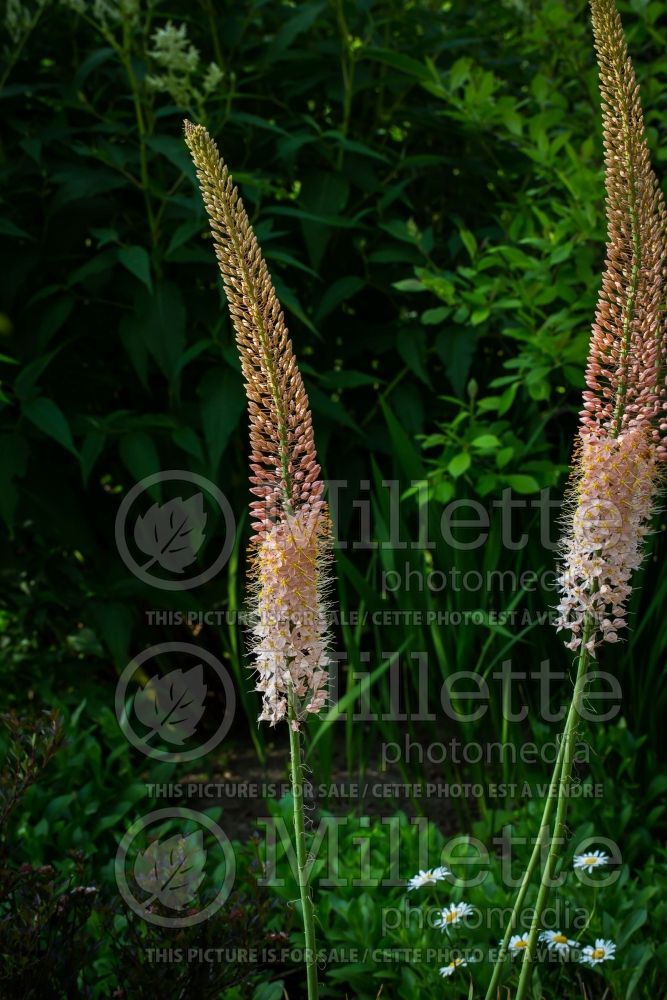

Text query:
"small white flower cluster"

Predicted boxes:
[[573, 849, 610, 871], [435, 901, 475, 930], [406, 867, 449, 891], [509, 929, 616, 967], [146, 20, 223, 112], [580, 938, 616, 966], [6, 0, 35, 45], [406, 867, 476, 979], [538, 930, 576, 955], [4, 0, 48, 56], [61, 0, 141, 28], [405, 841, 617, 982], [439, 956, 468, 978]]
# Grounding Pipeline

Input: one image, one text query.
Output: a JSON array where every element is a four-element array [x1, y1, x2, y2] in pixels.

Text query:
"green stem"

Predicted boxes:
[[288, 689, 319, 1000], [483, 730, 567, 1000], [216, 192, 294, 506], [335, 0, 355, 170], [121, 47, 157, 247], [514, 619, 593, 1000], [609, 68, 641, 438]]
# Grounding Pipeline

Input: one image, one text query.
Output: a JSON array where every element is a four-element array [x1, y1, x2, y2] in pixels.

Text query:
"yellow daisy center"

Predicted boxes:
[[515, 939, 528, 949], [553, 934, 568, 944], [583, 856, 599, 866], [445, 911, 458, 923], [592, 948, 605, 959]]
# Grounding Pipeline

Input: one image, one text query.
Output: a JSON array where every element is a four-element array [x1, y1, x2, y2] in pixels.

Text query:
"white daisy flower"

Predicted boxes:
[[508, 934, 530, 954], [439, 957, 468, 977], [539, 930, 576, 955], [573, 850, 610, 871], [435, 901, 475, 928], [580, 938, 616, 966], [406, 866, 450, 891]]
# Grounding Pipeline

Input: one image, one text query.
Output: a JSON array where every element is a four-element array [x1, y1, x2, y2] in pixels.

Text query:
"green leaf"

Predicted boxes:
[[264, 1, 326, 59], [120, 283, 186, 386], [363, 46, 432, 81], [422, 306, 449, 325], [118, 245, 153, 292], [496, 446, 514, 469], [503, 474, 540, 493], [253, 980, 286, 1000], [448, 452, 471, 478], [0, 433, 28, 531], [0, 218, 33, 239], [321, 130, 389, 162], [172, 427, 205, 463], [379, 219, 421, 245], [271, 273, 319, 336], [380, 400, 424, 481], [299, 171, 350, 269], [322, 370, 377, 389], [471, 434, 501, 450], [118, 431, 161, 499], [435, 328, 477, 397], [308, 384, 360, 431], [73, 46, 115, 87], [145, 135, 194, 177], [267, 205, 357, 228], [22, 397, 78, 456], [36, 296, 75, 350], [52, 166, 126, 205], [315, 276, 364, 321], [459, 227, 477, 259], [165, 219, 204, 258], [80, 430, 105, 484], [197, 367, 245, 476], [14, 344, 65, 399], [392, 278, 426, 292], [618, 908, 647, 948], [397, 329, 430, 386], [67, 248, 117, 286], [88, 601, 134, 668], [498, 382, 519, 415]]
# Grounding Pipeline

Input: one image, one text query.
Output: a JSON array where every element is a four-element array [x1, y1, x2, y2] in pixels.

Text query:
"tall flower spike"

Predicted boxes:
[[555, 0, 666, 654], [184, 121, 332, 725], [582, 0, 667, 444]]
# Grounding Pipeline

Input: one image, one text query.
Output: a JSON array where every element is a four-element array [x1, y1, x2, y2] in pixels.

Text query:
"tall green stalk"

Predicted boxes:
[[184, 123, 332, 1000], [514, 617, 592, 999], [483, 734, 566, 1000], [288, 690, 320, 1000], [484, 618, 591, 1000]]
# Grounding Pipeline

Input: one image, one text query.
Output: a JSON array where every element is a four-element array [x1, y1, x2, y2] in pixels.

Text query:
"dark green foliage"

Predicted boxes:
[[1, 1, 667, 997]]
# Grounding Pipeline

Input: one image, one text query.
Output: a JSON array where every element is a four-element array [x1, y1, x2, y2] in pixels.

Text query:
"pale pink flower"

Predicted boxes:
[[556, 0, 666, 653], [251, 510, 331, 725], [555, 429, 658, 653], [184, 123, 332, 724]]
